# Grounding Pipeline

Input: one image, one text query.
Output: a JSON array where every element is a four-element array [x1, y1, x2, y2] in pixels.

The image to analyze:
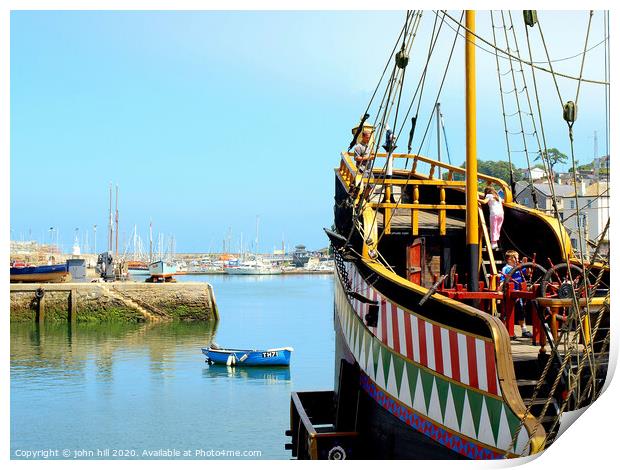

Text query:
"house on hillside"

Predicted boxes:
[[561, 181, 609, 256], [523, 167, 547, 182], [514, 180, 609, 256], [513, 181, 574, 213]]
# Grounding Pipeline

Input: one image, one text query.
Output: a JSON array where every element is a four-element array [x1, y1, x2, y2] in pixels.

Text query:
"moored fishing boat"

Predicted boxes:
[[287, 10, 609, 460], [202, 346, 293, 366], [10, 263, 72, 283], [148, 260, 177, 277]]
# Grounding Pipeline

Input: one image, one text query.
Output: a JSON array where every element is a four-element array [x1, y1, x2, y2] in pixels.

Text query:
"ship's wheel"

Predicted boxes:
[[540, 263, 587, 299], [501, 262, 547, 296]]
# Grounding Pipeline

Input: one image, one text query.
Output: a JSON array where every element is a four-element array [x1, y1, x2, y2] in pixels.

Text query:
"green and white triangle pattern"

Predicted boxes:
[[427, 378, 443, 424], [365, 332, 375, 382], [359, 327, 368, 373], [398, 361, 413, 406], [337, 289, 534, 455], [385, 356, 399, 399]]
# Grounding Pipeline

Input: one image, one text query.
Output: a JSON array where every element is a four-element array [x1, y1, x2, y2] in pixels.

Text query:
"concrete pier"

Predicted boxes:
[[10, 282, 219, 323]]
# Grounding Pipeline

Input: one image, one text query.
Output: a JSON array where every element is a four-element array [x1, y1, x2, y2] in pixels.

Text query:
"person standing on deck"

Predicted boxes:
[[352, 131, 373, 175], [499, 250, 533, 339], [352, 131, 374, 200], [480, 186, 504, 250]]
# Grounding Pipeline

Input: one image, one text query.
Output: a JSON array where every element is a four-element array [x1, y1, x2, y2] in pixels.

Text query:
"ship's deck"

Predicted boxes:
[[376, 208, 465, 231], [510, 332, 586, 361]]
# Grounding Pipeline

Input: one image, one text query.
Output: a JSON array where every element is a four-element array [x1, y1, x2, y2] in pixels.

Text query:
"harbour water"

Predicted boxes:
[[10, 274, 335, 459]]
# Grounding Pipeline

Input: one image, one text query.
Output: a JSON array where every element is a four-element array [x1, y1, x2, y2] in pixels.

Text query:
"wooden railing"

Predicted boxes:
[[337, 151, 513, 235], [338, 151, 513, 202]]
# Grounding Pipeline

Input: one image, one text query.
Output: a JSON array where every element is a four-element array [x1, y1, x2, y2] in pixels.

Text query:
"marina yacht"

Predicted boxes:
[[224, 257, 280, 275]]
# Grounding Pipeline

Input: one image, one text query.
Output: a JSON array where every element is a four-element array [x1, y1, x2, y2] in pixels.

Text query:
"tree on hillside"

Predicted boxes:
[[444, 160, 523, 184], [478, 160, 524, 183], [536, 148, 568, 175]]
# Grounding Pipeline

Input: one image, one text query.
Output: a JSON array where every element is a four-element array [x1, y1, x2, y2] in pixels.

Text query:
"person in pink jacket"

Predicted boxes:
[[480, 186, 503, 250]]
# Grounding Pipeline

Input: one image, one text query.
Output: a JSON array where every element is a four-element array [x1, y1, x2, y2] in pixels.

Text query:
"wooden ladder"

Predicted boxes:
[[478, 207, 499, 315]]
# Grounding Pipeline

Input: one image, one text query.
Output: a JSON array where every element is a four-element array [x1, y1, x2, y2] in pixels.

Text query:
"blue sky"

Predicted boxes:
[[10, 10, 609, 253]]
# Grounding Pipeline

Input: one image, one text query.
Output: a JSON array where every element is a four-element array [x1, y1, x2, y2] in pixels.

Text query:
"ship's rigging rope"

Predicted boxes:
[[444, 13, 608, 65], [504, 251, 610, 455], [503, 11, 607, 454], [604, 11, 610, 182], [352, 8, 443, 205], [521, 15, 568, 240], [440, 10, 609, 85], [561, 11, 599, 391], [509, 293, 610, 456], [344, 10, 422, 268], [490, 11, 516, 193], [359, 16, 410, 131], [401, 12, 444, 149], [490, 10, 541, 206], [398, 12, 462, 157], [354, 10, 462, 248], [373, 11, 464, 246], [532, 9, 597, 350], [503, 10, 548, 204], [340, 10, 610, 457], [352, 11, 425, 233], [439, 111, 452, 165], [365, 9, 432, 183]]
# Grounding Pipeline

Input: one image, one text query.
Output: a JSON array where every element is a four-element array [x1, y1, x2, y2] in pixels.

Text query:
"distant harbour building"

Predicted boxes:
[[561, 181, 609, 256], [523, 167, 547, 182], [292, 245, 310, 268], [513, 181, 574, 213], [514, 180, 609, 256]]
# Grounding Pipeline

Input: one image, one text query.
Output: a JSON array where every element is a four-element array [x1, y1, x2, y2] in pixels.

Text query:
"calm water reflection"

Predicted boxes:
[[11, 274, 334, 459]]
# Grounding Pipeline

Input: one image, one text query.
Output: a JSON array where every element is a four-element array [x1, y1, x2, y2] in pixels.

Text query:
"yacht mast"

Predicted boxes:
[[108, 183, 113, 252], [465, 10, 479, 293], [255, 215, 260, 254], [115, 185, 119, 258], [149, 221, 153, 262], [436, 102, 442, 164]]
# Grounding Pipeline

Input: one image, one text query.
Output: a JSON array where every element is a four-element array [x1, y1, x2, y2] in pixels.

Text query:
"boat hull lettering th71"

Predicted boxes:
[[201, 347, 293, 367]]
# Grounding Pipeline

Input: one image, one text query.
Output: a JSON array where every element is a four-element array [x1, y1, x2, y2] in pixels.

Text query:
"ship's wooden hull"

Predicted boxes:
[[334, 310, 466, 459], [288, 152, 608, 460], [331, 260, 540, 459]]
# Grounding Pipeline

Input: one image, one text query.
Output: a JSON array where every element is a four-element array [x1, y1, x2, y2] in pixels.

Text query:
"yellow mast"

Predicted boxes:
[[465, 10, 479, 292]]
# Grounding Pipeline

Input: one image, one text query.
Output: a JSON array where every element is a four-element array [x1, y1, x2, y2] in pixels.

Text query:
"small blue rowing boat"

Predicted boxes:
[[201, 345, 293, 366]]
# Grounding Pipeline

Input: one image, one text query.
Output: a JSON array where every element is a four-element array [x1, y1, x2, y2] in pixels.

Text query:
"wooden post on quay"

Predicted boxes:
[[35, 290, 45, 324], [69, 288, 77, 323]]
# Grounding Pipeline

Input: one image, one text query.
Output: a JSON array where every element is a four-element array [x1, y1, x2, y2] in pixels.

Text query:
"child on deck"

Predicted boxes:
[[499, 250, 533, 339], [480, 186, 503, 250]]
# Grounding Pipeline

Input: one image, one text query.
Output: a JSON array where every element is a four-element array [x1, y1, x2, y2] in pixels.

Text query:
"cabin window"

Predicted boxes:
[[570, 200, 575, 209], [524, 197, 529, 204]]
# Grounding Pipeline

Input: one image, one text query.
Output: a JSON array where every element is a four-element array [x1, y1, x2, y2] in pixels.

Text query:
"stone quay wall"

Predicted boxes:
[[10, 282, 219, 323]]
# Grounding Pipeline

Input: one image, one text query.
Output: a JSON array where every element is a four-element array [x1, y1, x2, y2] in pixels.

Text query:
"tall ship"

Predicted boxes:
[[287, 10, 609, 459]]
